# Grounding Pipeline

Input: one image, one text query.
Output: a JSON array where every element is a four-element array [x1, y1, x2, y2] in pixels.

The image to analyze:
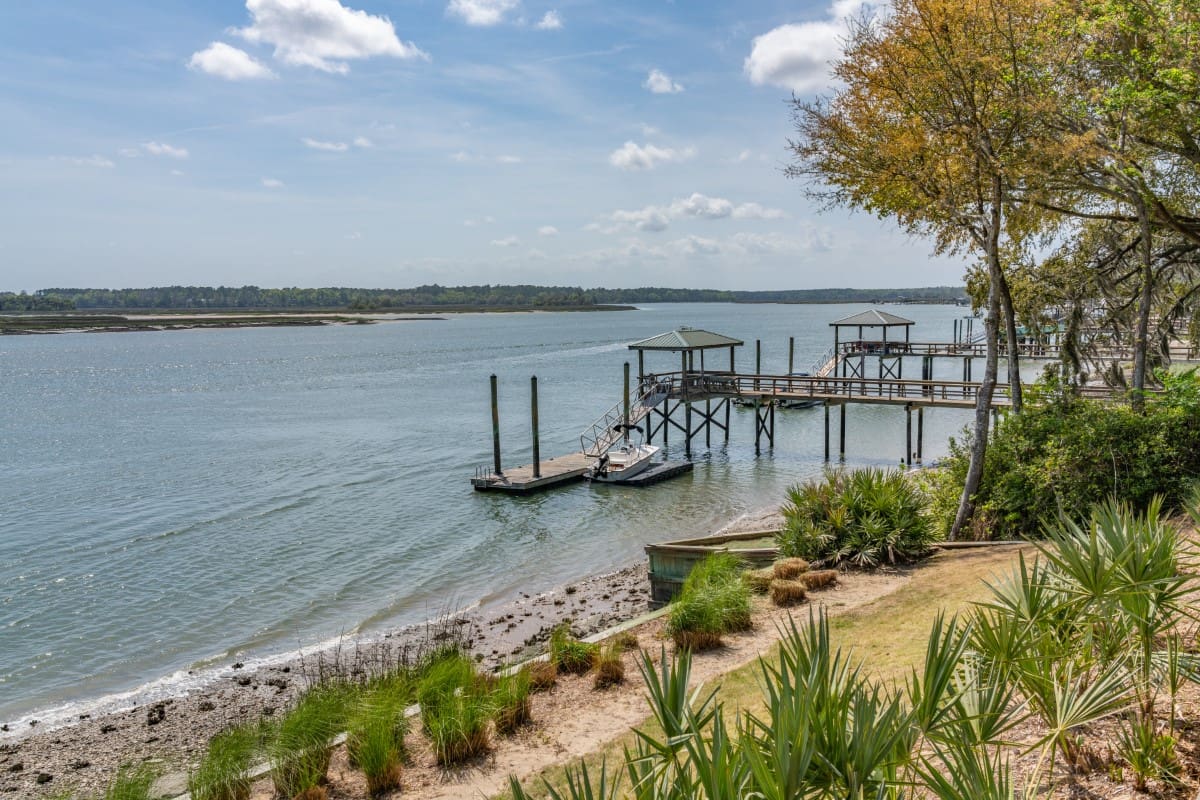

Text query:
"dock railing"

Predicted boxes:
[[580, 380, 671, 457]]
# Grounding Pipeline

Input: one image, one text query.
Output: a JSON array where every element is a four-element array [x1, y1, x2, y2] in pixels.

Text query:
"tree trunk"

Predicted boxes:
[[1131, 196, 1154, 411], [997, 268, 1024, 412], [951, 183, 1003, 541]]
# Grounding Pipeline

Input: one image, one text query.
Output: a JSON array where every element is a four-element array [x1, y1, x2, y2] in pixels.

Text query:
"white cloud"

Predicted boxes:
[[346, 231, 362, 240], [535, 10, 563, 29], [142, 141, 189, 159], [490, 235, 521, 247], [537, 225, 559, 237], [188, 42, 276, 80], [639, 123, 660, 137], [118, 147, 140, 158], [353, 136, 374, 148], [643, 69, 684, 94], [170, 169, 185, 176], [57, 155, 115, 168], [744, 1, 874, 92], [463, 215, 495, 226], [447, 0, 519, 26], [608, 141, 696, 171], [736, 149, 753, 162], [598, 193, 787, 233], [451, 151, 472, 162], [496, 154, 522, 164], [302, 137, 349, 152], [261, 177, 285, 187], [235, 0, 427, 74]]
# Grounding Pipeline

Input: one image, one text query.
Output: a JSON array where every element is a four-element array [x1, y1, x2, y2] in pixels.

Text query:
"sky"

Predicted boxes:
[[0, 0, 967, 292]]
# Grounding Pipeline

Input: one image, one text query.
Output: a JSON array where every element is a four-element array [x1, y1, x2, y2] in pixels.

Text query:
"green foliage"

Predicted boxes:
[[416, 651, 495, 764], [549, 625, 599, 675], [666, 554, 752, 650], [1117, 717, 1182, 791], [189, 723, 264, 800], [779, 467, 935, 566], [493, 667, 534, 733], [346, 678, 410, 797], [928, 373, 1200, 539], [102, 765, 157, 800], [268, 682, 350, 797]]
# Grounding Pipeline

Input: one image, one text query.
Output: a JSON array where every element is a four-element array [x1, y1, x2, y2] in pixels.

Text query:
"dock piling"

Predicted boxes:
[[824, 402, 831, 461], [839, 403, 846, 460], [623, 362, 631, 444], [788, 336, 795, 375], [905, 404, 912, 466], [531, 376, 541, 478], [917, 407, 924, 464], [490, 374, 503, 476]]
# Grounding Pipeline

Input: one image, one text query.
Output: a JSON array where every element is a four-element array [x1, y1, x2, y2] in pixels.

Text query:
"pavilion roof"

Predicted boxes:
[[627, 327, 744, 351]]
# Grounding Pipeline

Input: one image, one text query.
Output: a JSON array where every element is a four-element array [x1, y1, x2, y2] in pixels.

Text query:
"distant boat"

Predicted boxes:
[[586, 442, 661, 482], [779, 398, 821, 409]]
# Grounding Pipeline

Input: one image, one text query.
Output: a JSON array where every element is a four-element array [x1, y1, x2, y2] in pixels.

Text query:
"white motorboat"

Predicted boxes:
[[586, 442, 661, 482]]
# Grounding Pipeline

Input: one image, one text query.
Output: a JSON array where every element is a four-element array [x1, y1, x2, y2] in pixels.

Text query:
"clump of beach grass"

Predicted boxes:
[[800, 569, 839, 590], [592, 641, 626, 690], [610, 630, 639, 651], [492, 667, 533, 734], [769, 578, 808, 606], [549, 625, 598, 675], [103, 764, 157, 800], [416, 651, 495, 765], [527, 659, 557, 691], [743, 566, 775, 594], [346, 677, 410, 797], [269, 682, 349, 799], [667, 553, 752, 651], [188, 722, 264, 800], [772, 557, 810, 579]]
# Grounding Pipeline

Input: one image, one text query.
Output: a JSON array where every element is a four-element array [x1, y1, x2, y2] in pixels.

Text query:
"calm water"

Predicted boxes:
[[0, 303, 979, 726]]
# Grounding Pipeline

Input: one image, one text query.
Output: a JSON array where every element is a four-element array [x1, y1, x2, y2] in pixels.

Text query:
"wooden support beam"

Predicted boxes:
[[839, 402, 846, 460], [824, 402, 831, 461], [905, 403, 912, 466], [490, 374, 503, 475], [531, 375, 541, 478], [917, 407, 924, 464]]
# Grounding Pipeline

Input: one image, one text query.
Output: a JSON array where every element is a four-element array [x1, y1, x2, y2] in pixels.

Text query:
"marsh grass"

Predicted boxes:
[[549, 625, 598, 675], [527, 659, 558, 690], [799, 569, 838, 590], [188, 722, 264, 800], [743, 567, 775, 594], [102, 765, 157, 800], [772, 557, 809, 579], [666, 553, 752, 650], [269, 683, 349, 798], [417, 652, 495, 764]]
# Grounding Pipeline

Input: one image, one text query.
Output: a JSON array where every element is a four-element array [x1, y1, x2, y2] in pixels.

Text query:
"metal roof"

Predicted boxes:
[[627, 327, 745, 351], [829, 309, 915, 327]]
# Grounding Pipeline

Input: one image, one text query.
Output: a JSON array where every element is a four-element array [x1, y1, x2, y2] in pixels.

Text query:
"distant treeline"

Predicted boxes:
[[1, 284, 966, 312]]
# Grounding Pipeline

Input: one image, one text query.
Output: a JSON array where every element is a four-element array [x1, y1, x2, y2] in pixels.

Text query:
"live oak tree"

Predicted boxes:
[[788, 0, 1058, 538]]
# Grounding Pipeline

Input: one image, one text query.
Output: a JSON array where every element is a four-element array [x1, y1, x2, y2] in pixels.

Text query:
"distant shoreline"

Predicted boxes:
[[0, 305, 636, 335]]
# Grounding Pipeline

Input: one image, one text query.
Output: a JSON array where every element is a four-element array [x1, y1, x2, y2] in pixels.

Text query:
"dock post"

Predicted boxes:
[[755, 339, 761, 390], [824, 403, 831, 461], [723, 398, 730, 442], [531, 376, 541, 478], [917, 407, 924, 464], [623, 362, 631, 444], [905, 403, 912, 466], [788, 336, 795, 375], [685, 402, 692, 458], [839, 403, 847, 460], [769, 401, 775, 448], [706, 399, 712, 447], [753, 399, 761, 453], [490, 374, 503, 476]]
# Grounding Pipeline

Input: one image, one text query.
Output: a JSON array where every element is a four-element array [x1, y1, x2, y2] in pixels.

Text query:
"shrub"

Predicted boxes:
[[189, 723, 263, 800], [772, 557, 810, 579], [417, 652, 494, 764], [799, 570, 838, 590], [346, 680, 409, 796], [667, 553, 752, 650], [779, 467, 934, 566], [493, 667, 533, 734], [269, 683, 350, 799], [926, 370, 1200, 539], [592, 641, 626, 690], [549, 625, 598, 675]]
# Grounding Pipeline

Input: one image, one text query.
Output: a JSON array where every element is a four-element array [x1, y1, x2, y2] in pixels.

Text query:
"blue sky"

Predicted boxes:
[[0, 0, 964, 291]]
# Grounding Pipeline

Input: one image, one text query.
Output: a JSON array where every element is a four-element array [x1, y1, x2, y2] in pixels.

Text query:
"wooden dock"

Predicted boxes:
[[471, 452, 590, 493]]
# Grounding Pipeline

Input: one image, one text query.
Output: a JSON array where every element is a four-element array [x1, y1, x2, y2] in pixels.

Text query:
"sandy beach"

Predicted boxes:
[[0, 507, 784, 798]]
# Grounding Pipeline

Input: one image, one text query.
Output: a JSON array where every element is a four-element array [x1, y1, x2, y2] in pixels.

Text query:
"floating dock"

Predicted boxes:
[[607, 459, 693, 487], [471, 452, 590, 493]]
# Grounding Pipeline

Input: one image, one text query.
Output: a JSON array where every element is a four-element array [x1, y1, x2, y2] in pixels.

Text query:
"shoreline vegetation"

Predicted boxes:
[[0, 284, 968, 315]]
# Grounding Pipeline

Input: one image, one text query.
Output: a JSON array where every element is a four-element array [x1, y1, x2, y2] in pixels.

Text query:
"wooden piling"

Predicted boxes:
[[917, 407, 924, 464], [531, 376, 540, 478], [490, 374, 503, 475], [788, 336, 795, 375], [905, 404, 912, 466], [623, 362, 631, 444], [824, 403, 830, 461], [839, 403, 846, 460]]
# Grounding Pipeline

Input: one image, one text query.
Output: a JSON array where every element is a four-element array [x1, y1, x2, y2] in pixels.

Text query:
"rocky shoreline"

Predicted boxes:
[[0, 507, 782, 798]]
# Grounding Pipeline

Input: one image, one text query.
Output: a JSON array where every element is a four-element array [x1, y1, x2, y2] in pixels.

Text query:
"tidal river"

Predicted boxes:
[[0, 302, 979, 727]]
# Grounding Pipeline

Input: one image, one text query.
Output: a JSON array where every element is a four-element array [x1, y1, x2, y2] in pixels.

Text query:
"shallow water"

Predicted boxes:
[[0, 302, 982, 725]]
